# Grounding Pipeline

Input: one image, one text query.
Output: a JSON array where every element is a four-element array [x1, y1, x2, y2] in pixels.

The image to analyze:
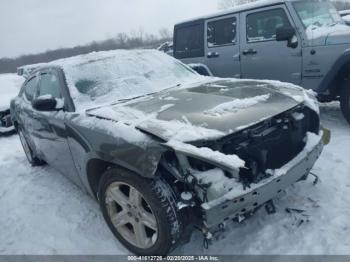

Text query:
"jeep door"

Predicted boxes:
[[204, 14, 241, 78], [240, 5, 302, 84], [32, 69, 82, 187], [174, 20, 205, 64]]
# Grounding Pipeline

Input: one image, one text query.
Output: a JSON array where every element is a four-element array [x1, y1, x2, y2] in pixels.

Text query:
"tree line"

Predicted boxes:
[[0, 28, 172, 74]]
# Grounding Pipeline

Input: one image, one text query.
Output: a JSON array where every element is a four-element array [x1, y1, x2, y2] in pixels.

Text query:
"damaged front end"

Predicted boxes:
[[160, 104, 325, 237]]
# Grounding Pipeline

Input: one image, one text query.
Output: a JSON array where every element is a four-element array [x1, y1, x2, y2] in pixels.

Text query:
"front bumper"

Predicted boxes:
[[202, 132, 324, 229]]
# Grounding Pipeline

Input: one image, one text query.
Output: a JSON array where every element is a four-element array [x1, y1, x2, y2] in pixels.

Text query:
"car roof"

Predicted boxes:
[[176, 0, 297, 26], [18, 49, 163, 79]]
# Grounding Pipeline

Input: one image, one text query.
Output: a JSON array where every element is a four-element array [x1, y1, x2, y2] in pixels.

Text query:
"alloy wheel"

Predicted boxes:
[[105, 182, 158, 249]]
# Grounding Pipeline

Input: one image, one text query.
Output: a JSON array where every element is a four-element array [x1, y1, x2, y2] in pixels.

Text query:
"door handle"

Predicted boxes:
[[207, 52, 220, 58], [242, 49, 257, 55]]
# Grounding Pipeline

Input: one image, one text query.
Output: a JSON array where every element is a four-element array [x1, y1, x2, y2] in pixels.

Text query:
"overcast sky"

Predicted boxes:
[[0, 0, 219, 58]]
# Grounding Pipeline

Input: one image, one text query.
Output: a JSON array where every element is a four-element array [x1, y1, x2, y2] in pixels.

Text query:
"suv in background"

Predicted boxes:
[[173, 0, 350, 124]]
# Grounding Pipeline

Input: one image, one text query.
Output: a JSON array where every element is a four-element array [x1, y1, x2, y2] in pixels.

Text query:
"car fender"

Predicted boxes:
[[66, 116, 165, 183]]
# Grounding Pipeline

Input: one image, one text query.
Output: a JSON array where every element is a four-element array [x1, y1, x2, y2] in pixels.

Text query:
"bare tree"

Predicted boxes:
[[116, 33, 128, 48], [159, 27, 172, 39]]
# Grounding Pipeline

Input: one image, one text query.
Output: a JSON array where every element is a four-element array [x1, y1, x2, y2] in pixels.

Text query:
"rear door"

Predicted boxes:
[[174, 20, 205, 64], [204, 14, 241, 78], [240, 5, 302, 84]]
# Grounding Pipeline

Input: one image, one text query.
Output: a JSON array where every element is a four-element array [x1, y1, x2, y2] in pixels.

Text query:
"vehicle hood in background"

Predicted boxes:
[[306, 24, 350, 46], [87, 80, 303, 142]]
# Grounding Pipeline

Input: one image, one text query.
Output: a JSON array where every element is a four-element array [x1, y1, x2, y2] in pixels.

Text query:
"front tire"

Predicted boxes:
[[340, 82, 350, 125], [98, 168, 182, 255]]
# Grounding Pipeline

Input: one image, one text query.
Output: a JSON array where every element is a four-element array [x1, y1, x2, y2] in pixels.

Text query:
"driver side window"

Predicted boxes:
[[246, 8, 291, 43], [38, 72, 62, 99]]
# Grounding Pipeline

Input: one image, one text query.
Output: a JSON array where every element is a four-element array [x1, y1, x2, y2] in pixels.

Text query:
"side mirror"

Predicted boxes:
[[32, 95, 64, 111], [276, 26, 298, 48]]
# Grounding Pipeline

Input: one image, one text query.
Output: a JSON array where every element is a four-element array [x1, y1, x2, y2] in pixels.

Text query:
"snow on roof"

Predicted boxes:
[[176, 0, 286, 25], [20, 49, 203, 111]]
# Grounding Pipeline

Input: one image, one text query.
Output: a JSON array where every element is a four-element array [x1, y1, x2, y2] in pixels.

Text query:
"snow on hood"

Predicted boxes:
[[87, 78, 316, 143], [305, 23, 350, 45], [204, 94, 270, 116], [0, 74, 24, 110]]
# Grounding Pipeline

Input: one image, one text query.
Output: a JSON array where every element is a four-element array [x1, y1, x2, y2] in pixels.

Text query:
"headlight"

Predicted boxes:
[[303, 89, 319, 114]]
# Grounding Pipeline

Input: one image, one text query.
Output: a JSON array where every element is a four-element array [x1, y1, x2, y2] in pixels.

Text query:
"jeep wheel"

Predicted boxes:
[[340, 82, 350, 125], [98, 168, 182, 255], [18, 127, 45, 166]]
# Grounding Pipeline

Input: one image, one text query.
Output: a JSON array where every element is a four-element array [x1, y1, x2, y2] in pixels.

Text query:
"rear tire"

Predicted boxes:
[[98, 168, 183, 255], [340, 81, 350, 125], [18, 127, 45, 166]]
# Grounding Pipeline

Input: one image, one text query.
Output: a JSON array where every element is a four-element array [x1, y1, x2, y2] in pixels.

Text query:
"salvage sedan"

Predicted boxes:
[[11, 50, 325, 255]]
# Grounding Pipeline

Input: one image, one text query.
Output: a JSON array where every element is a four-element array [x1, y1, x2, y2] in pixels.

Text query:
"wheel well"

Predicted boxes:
[[86, 158, 115, 199], [330, 61, 350, 96]]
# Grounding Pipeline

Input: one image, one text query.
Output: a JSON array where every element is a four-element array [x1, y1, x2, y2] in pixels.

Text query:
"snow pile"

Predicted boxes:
[[193, 169, 242, 201], [0, 74, 24, 109], [204, 94, 270, 116], [166, 140, 245, 171]]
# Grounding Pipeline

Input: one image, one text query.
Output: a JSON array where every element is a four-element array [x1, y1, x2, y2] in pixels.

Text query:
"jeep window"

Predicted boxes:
[[38, 73, 62, 99], [292, 0, 342, 29], [174, 23, 204, 59], [23, 76, 38, 102], [246, 8, 291, 43], [207, 17, 237, 47]]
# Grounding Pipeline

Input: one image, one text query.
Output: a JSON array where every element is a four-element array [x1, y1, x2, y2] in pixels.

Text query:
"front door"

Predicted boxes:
[[204, 14, 241, 78], [32, 69, 82, 187], [240, 5, 302, 84]]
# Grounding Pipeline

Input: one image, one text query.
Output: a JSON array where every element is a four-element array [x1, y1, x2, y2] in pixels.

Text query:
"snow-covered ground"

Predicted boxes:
[[0, 73, 350, 254], [0, 74, 24, 109]]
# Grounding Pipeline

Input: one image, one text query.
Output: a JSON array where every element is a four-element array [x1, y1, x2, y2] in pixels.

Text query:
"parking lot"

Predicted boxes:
[[1, 102, 349, 255]]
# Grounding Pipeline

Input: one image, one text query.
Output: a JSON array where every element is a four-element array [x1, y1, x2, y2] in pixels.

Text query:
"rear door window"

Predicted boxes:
[[174, 22, 204, 59], [246, 8, 291, 42], [207, 17, 237, 47]]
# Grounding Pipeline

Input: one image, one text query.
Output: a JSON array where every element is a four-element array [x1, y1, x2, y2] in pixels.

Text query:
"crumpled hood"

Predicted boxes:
[[87, 79, 306, 142]]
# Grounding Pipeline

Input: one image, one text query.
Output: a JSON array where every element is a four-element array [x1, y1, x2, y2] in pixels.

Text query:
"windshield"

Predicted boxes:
[[293, 0, 342, 28], [61, 50, 201, 109]]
